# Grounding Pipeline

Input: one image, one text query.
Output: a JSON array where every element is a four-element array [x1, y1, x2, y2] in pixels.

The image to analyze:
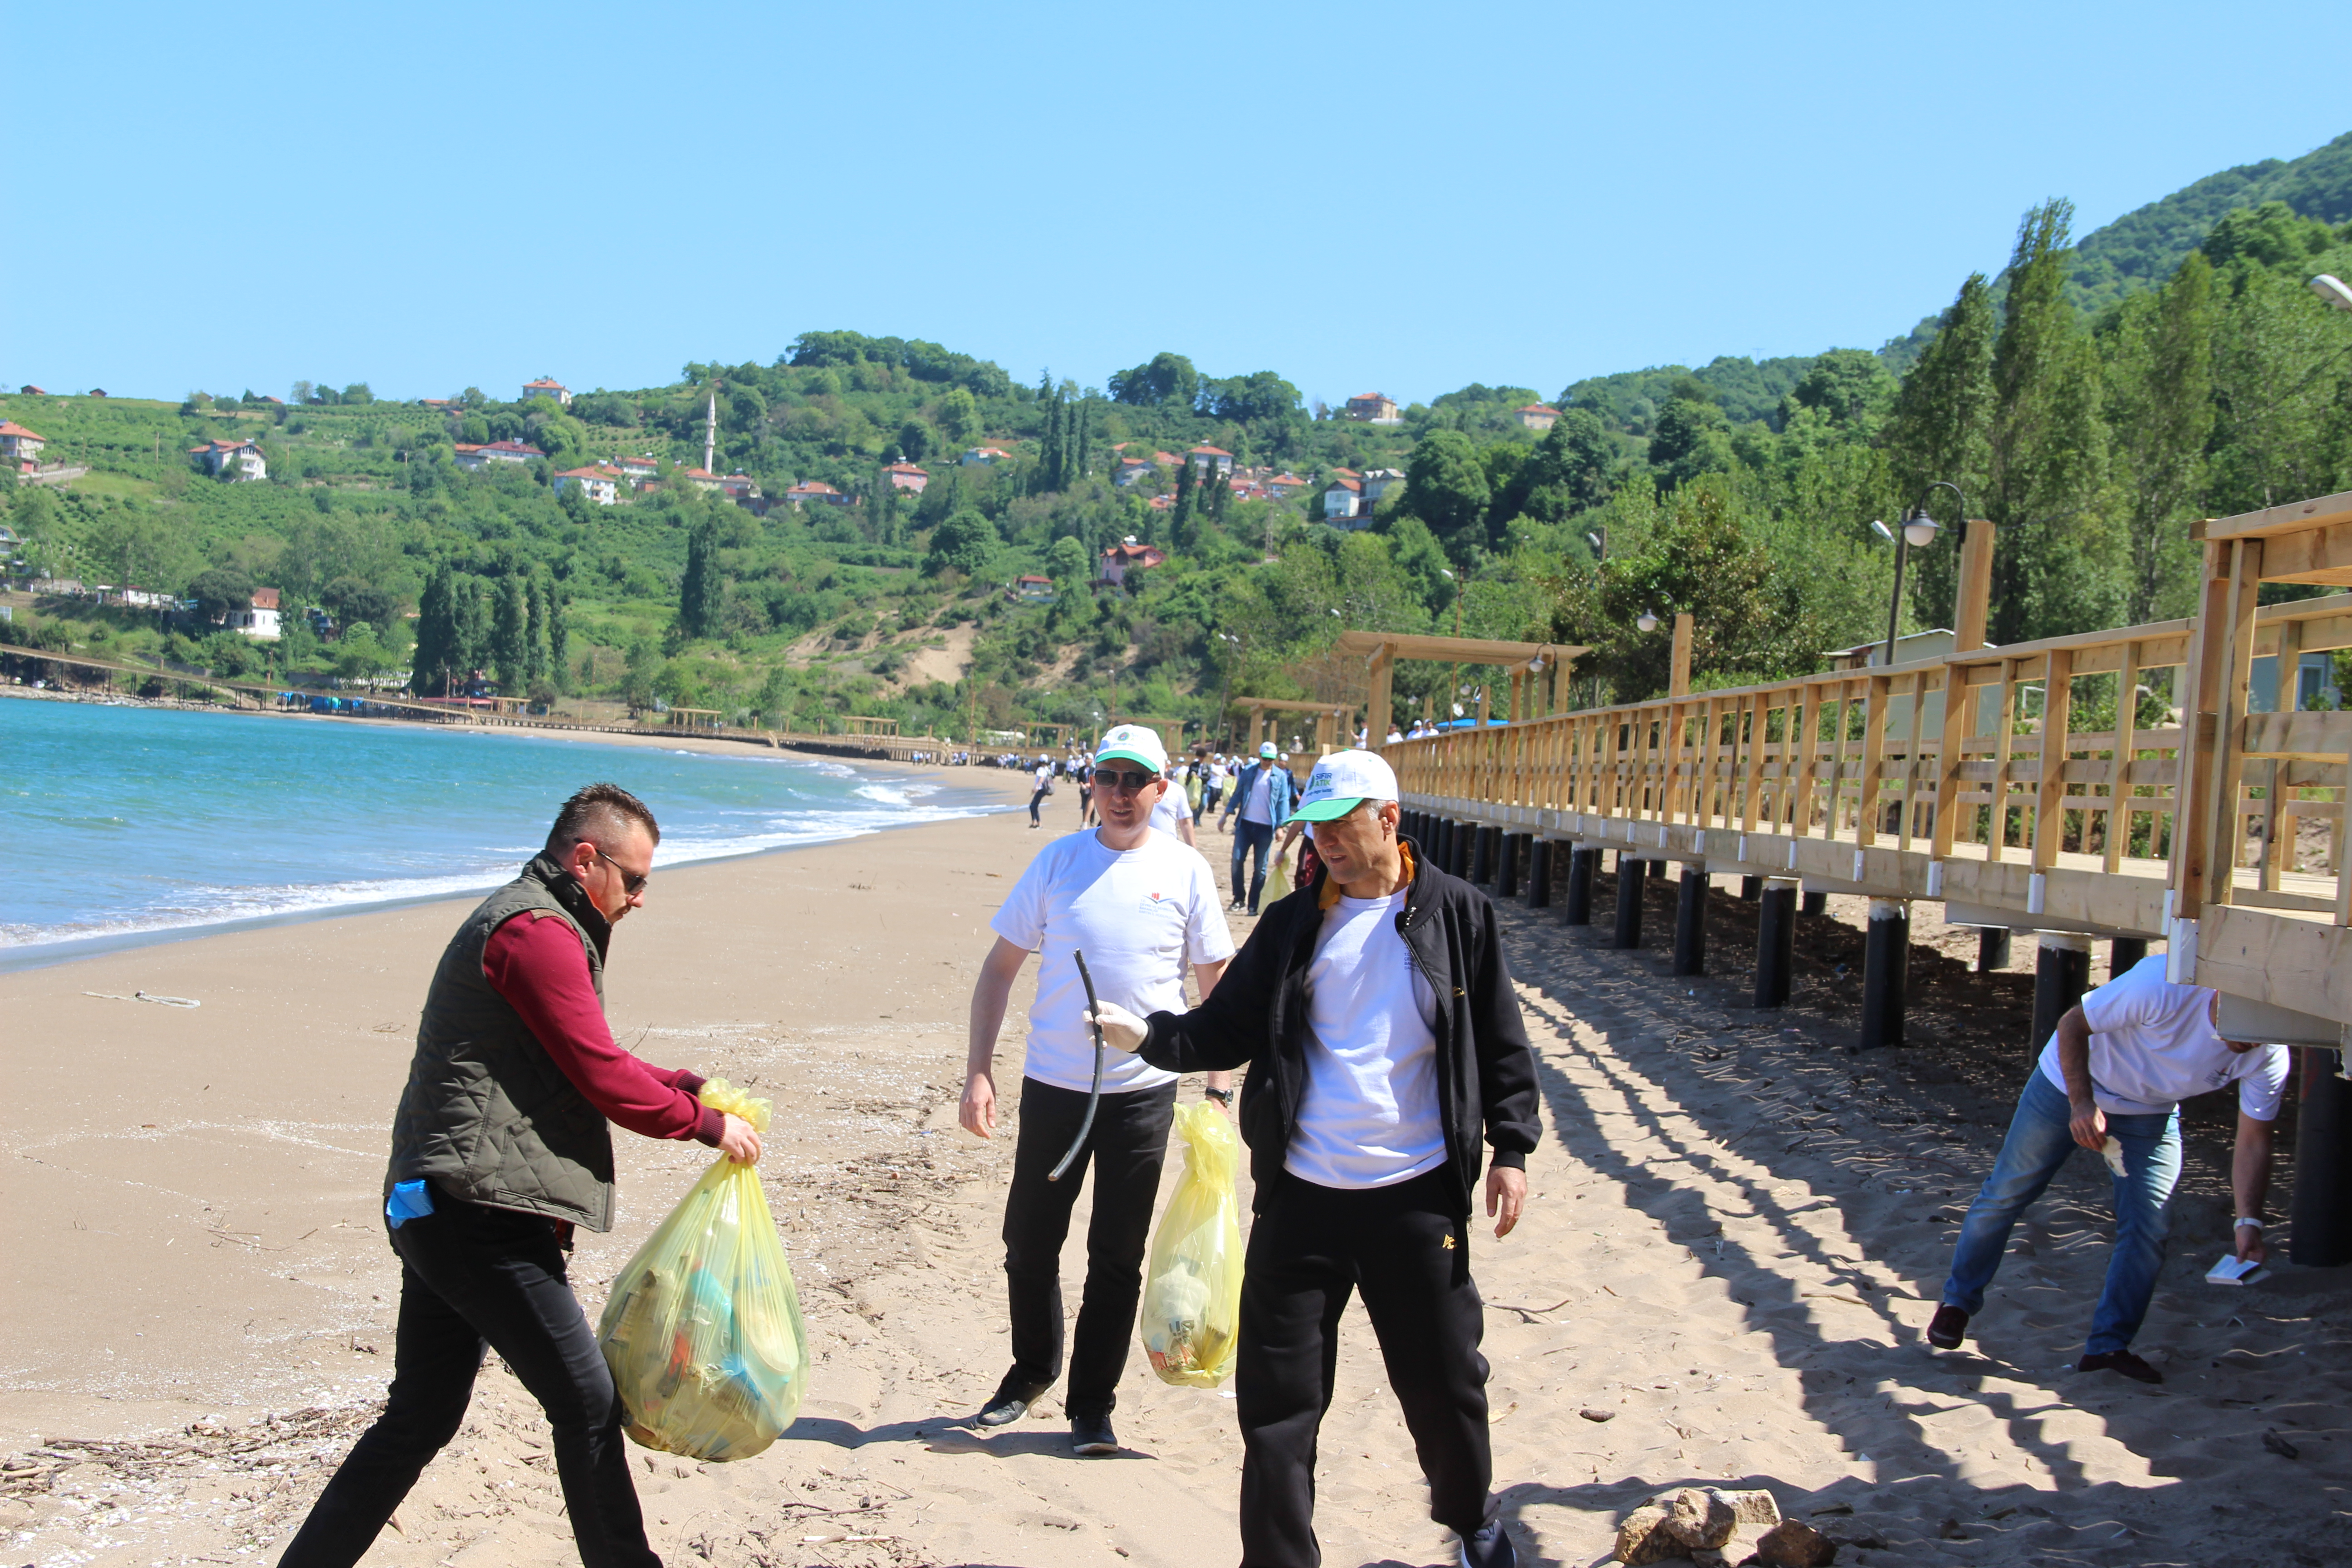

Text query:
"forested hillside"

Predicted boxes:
[[8, 134, 2352, 739]]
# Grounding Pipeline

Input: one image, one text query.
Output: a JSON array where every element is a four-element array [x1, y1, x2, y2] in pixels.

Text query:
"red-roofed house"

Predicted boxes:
[[190, 438, 268, 481], [719, 472, 762, 503], [1099, 538, 1167, 586], [884, 461, 930, 493], [454, 440, 545, 470], [521, 377, 573, 407], [1114, 458, 1153, 488], [1013, 574, 1056, 603], [616, 455, 659, 485], [1344, 392, 1401, 425], [231, 586, 283, 639], [679, 467, 724, 493], [1321, 475, 1364, 524], [784, 480, 849, 507], [554, 466, 619, 505], [1517, 403, 1560, 431], [1152, 450, 1180, 466], [1187, 445, 1234, 476], [0, 421, 46, 472], [1264, 472, 1309, 499], [960, 446, 1012, 466], [17, 385, 47, 396]]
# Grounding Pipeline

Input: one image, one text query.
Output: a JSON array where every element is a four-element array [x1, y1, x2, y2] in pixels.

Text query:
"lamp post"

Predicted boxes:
[[1876, 480, 1963, 669]]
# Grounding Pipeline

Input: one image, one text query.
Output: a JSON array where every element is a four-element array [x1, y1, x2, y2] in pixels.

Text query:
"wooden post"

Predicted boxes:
[[1990, 661, 2020, 861], [1367, 643, 1395, 751], [1931, 661, 1974, 860], [2258, 618, 2301, 892], [1952, 519, 1995, 654], [1670, 612, 1693, 697], [2171, 541, 2235, 922], [2203, 539, 2266, 911], [1856, 674, 1892, 847], [2031, 648, 2075, 872], [2105, 641, 2141, 874]]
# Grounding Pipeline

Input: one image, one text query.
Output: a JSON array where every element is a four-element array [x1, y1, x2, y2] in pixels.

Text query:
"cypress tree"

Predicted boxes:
[[1886, 274, 1996, 630], [525, 574, 550, 686], [1071, 398, 1090, 485], [2103, 250, 2215, 623], [1172, 453, 1196, 529], [546, 576, 571, 686], [410, 562, 456, 696], [1986, 199, 2116, 644], [491, 574, 529, 692], [679, 520, 723, 639]]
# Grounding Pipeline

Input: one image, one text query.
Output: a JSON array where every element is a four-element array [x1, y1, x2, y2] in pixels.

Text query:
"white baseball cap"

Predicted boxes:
[[1258, 741, 1278, 758], [1293, 750, 1399, 823], [1095, 724, 1167, 774]]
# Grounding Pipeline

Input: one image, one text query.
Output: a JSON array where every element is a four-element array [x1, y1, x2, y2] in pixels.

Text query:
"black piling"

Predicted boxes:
[[1497, 833, 1522, 899], [2109, 936, 2148, 978], [1801, 889, 1828, 917], [1858, 898, 1910, 1049], [1470, 826, 1494, 886], [2291, 1049, 2352, 1267], [1672, 866, 1708, 976], [1754, 877, 1796, 1008], [1976, 927, 2012, 973], [1526, 838, 1553, 907], [2029, 933, 2092, 1057], [1612, 857, 1646, 949], [1562, 846, 1597, 924], [1739, 875, 1762, 902]]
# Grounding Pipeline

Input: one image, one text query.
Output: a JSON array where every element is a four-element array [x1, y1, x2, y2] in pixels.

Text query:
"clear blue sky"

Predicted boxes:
[[11, 2, 2350, 411]]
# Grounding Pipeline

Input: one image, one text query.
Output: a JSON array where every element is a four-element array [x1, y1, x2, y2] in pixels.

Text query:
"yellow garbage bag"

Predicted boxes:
[[1265, 849, 1292, 905], [596, 1079, 808, 1461], [1140, 1100, 1244, 1387]]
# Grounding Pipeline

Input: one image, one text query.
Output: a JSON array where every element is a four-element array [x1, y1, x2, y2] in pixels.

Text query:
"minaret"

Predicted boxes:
[[704, 391, 716, 474]]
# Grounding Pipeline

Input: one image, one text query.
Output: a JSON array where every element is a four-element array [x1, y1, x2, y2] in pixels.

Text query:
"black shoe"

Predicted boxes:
[[976, 1373, 1052, 1428], [1458, 1520, 1516, 1568], [1071, 1411, 1119, 1456], [2078, 1350, 2163, 1385], [1927, 1303, 1969, 1349]]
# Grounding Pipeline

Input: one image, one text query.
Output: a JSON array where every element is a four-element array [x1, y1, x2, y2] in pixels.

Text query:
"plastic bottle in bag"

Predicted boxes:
[[1140, 1100, 1244, 1387], [596, 1079, 808, 1460]]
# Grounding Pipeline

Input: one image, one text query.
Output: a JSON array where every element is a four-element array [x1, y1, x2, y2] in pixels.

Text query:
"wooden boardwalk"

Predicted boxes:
[[1383, 495, 2352, 1046]]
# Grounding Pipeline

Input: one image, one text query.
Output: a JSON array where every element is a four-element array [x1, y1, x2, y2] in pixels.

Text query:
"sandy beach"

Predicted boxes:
[[4, 796, 2348, 1568]]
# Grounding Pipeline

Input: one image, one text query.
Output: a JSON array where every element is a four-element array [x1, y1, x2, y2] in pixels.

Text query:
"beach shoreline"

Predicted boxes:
[[0, 699, 1038, 973]]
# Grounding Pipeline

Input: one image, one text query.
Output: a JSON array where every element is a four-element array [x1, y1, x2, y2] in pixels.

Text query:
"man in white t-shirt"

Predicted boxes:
[[1027, 755, 1054, 829], [1087, 750, 1539, 1568], [1203, 755, 1228, 817], [1930, 955, 2288, 1385], [960, 724, 1237, 1456], [1148, 766, 1197, 846]]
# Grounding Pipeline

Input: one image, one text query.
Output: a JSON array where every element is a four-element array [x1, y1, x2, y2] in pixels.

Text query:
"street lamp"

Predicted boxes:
[[2312, 274, 2352, 312], [1876, 480, 1963, 669], [1637, 608, 1660, 634]]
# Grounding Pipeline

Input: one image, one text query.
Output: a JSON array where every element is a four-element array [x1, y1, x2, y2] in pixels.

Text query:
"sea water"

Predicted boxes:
[[1, 700, 1002, 966]]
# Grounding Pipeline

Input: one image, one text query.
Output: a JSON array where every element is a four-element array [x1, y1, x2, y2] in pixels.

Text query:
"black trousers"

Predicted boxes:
[[1237, 1170, 1496, 1568], [1001, 1076, 1177, 1418], [278, 1193, 659, 1568], [1029, 786, 1049, 824]]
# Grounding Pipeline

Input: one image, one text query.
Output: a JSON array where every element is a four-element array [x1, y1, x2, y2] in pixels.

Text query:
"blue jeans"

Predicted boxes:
[[1230, 818, 1275, 911], [1941, 1069, 2182, 1356]]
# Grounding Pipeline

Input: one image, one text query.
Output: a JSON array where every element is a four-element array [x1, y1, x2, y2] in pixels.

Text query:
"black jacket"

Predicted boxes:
[[1137, 837, 1541, 1215]]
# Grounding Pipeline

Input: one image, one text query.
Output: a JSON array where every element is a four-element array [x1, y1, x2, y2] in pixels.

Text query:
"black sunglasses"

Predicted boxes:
[[590, 844, 651, 895], [1092, 767, 1159, 793]]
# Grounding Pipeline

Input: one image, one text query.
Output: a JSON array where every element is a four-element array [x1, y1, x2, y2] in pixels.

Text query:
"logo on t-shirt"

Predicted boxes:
[[1136, 890, 1180, 916]]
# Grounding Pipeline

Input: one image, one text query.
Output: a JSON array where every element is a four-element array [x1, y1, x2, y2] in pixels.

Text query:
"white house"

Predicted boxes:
[[453, 440, 545, 470], [1187, 444, 1234, 476], [232, 586, 284, 639], [783, 480, 849, 507], [1517, 403, 1560, 431], [616, 455, 659, 485], [522, 377, 573, 407], [0, 420, 46, 472], [1321, 476, 1364, 523], [1344, 392, 1402, 425], [190, 438, 267, 481], [553, 466, 619, 505], [1360, 467, 1405, 504]]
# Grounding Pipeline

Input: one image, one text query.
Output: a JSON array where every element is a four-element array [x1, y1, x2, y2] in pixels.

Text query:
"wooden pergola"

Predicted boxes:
[[666, 707, 725, 731], [1334, 632, 1588, 741], [844, 715, 900, 736], [1233, 696, 1358, 756]]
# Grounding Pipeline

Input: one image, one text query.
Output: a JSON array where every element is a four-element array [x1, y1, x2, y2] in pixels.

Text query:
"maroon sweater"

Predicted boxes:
[[482, 911, 724, 1147]]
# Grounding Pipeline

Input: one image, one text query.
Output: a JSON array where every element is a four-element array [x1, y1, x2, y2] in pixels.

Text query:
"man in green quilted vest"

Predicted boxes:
[[279, 783, 762, 1568]]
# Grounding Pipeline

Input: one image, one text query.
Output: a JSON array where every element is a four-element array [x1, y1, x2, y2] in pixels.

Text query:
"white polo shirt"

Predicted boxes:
[[2037, 956, 2289, 1119]]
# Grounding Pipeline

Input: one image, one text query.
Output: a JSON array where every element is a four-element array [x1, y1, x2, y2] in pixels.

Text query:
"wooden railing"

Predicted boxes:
[[1387, 587, 2352, 1031]]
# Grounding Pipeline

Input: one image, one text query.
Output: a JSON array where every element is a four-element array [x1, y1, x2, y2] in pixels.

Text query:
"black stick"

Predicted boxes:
[[1048, 949, 1106, 1182]]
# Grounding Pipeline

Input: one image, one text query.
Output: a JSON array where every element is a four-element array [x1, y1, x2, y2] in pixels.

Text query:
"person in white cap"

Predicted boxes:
[[1219, 740, 1296, 913], [959, 723, 1237, 1456], [1148, 758, 1198, 846], [1084, 749, 1540, 1568]]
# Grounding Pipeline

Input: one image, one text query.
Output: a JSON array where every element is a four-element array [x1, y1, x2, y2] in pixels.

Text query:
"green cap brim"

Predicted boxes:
[[1290, 795, 1365, 823], [1095, 748, 1161, 773]]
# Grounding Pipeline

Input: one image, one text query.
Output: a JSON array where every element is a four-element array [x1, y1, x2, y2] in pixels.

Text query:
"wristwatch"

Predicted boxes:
[[2235, 1217, 2264, 1230], [1204, 1087, 1234, 1106]]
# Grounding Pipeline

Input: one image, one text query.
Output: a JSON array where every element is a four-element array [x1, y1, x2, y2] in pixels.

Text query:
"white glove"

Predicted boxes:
[[1085, 1000, 1147, 1054]]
